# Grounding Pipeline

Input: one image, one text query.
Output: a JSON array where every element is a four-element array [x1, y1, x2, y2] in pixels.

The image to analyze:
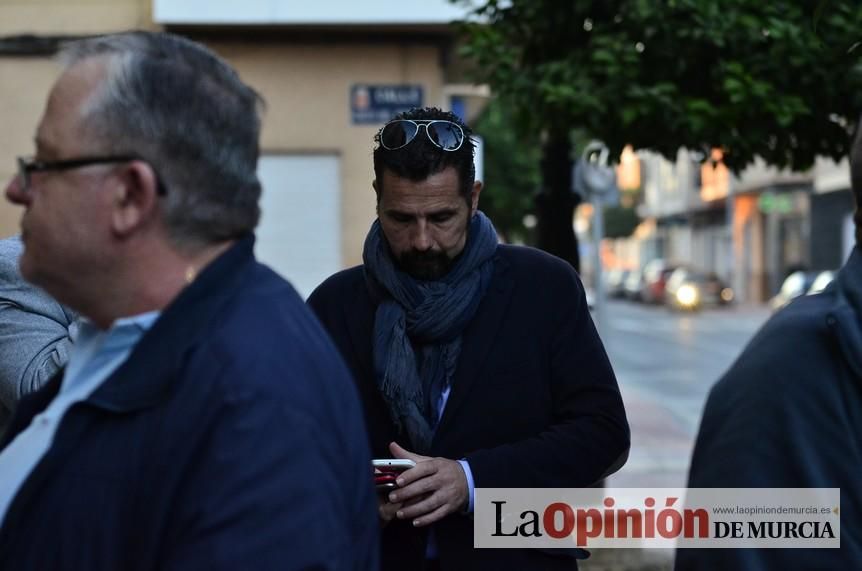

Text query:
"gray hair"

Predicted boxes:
[[60, 31, 264, 251]]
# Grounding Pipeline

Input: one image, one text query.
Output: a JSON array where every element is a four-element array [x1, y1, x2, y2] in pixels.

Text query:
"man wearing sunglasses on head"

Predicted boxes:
[[309, 107, 630, 570]]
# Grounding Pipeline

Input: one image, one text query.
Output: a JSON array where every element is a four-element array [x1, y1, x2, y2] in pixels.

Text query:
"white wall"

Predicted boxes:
[[154, 0, 470, 24], [813, 157, 850, 194], [255, 154, 341, 299]]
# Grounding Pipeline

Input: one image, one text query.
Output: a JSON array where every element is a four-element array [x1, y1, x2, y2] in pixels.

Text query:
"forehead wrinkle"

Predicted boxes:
[[378, 166, 467, 217], [383, 200, 460, 217]]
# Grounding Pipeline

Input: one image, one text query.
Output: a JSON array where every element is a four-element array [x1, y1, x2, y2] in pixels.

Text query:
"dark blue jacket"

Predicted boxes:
[[676, 248, 862, 569], [0, 236, 379, 571], [309, 244, 630, 571]]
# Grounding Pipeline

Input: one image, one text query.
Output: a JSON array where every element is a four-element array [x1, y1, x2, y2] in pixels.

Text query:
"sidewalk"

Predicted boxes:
[[581, 548, 673, 571]]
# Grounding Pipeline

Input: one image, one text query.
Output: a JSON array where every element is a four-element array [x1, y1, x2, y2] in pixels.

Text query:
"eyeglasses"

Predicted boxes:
[[16, 155, 168, 195], [379, 119, 465, 152]]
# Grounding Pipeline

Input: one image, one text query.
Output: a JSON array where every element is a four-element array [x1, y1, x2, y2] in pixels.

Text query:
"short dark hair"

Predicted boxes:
[[372, 107, 476, 204], [61, 31, 265, 251], [851, 116, 862, 246]]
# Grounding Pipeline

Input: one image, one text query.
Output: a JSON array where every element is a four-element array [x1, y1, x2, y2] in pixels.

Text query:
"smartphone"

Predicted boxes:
[[374, 472, 399, 491], [372, 459, 416, 471], [372, 459, 416, 492]]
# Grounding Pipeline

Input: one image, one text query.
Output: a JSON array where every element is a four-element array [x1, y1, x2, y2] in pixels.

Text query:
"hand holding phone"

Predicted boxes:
[[373, 459, 416, 491]]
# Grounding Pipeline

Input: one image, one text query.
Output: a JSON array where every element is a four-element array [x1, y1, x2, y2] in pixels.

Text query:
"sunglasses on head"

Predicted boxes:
[[379, 119, 465, 152]]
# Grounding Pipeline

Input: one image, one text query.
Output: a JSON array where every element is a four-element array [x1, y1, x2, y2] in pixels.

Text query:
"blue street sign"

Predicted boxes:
[[351, 84, 424, 125]]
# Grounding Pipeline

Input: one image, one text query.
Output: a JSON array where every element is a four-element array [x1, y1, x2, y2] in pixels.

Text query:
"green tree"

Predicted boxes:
[[472, 97, 540, 243], [454, 0, 862, 271]]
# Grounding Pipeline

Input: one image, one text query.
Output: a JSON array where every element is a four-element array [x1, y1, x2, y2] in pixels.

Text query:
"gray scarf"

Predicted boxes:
[[363, 211, 497, 453]]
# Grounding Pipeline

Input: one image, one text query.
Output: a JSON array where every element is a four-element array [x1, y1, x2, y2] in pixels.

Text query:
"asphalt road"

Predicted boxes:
[[598, 298, 772, 489], [579, 298, 772, 571]]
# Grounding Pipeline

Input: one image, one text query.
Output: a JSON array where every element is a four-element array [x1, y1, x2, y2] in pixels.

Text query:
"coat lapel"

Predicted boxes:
[[433, 253, 514, 441], [345, 274, 377, 381]]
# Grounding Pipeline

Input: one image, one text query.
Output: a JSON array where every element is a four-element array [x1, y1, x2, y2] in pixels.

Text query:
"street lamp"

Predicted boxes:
[[575, 141, 617, 335]]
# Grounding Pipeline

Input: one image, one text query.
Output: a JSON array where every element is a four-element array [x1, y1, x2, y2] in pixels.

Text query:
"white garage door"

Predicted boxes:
[[255, 154, 341, 299]]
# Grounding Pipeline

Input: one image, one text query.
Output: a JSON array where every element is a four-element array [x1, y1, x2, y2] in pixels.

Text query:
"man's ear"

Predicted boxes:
[[373, 179, 381, 211], [110, 161, 160, 238], [470, 180, 483, 216]]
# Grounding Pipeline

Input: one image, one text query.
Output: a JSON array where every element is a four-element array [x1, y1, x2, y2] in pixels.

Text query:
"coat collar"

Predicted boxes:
[[85, 235, 257, 413], [827, 246, 862, 378]]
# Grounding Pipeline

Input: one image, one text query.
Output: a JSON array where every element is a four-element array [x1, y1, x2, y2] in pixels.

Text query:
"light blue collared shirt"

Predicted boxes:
[[424, 385, 475, 559], [438, 386, 475, 512], [0, 311, 160, 527]]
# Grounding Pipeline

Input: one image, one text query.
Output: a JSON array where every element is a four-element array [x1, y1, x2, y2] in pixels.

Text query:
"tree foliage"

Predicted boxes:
[[472, 98, 540, 243], [456, 0, 862, 172]]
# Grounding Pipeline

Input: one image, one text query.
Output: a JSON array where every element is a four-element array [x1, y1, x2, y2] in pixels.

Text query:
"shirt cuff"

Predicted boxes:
[[457, 459, 475, 514]]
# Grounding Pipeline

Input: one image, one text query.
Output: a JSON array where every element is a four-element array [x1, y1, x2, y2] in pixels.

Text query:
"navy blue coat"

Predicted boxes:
[[309, 244, 630, 571], [676, 248, 862, 569], [0, 236, 379, 571]]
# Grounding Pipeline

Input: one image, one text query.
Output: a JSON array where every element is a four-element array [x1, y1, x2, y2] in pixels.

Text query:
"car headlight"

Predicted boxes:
[[676, 284, 699, 307]]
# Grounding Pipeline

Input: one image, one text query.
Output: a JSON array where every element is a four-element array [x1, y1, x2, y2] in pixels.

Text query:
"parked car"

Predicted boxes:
[[641, 259, 678, 304], [584, 287, 596, 310], [605, 269, 631, 299], [808, 270, 836, 295], [769, 270, 819, 311], [664, 267, 734, 311], [623, 267, 646, 301]]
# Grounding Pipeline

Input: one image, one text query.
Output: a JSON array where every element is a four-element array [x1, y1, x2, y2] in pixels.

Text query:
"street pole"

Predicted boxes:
[[577, 141, 615, 337], [592, 194, 607, 335]]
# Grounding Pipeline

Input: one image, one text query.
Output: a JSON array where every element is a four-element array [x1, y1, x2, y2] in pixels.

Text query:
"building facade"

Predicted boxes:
[[610, 148, 855, 304], [0, 0, 483, 297]]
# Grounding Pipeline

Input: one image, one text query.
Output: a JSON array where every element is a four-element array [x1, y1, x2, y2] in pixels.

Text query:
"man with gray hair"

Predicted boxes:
[[0, 31, 377, 570]]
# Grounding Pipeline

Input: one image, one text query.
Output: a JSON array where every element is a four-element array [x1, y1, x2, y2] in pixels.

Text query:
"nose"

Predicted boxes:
[[5, 174, 29, 206], [410, 220, 434, 252]]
